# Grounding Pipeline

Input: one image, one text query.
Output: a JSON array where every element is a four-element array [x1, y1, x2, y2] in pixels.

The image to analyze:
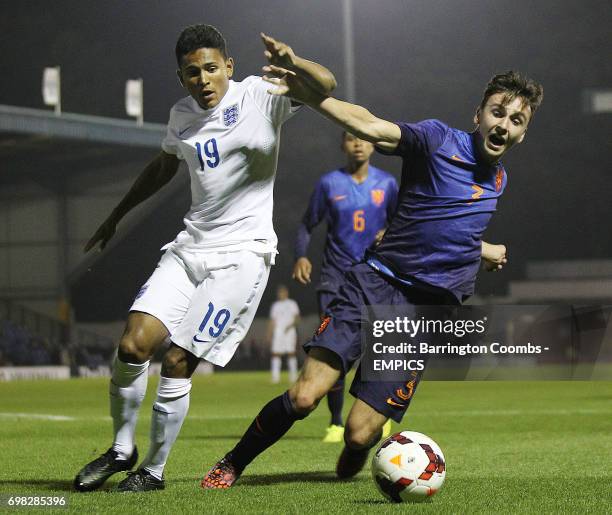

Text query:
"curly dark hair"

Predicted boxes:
[[175, 24, 228, 65], [480, 71, 543, 115]]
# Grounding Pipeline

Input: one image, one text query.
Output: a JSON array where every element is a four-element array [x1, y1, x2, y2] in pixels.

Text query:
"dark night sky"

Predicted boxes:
[[1, 1, 611, 318]]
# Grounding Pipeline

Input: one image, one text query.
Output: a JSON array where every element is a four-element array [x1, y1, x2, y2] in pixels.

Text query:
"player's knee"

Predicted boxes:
[[345, 422, 382, 450], [118, 332, 153, 363], [290, 383, 323, 415], [292, 391, 319, 415]]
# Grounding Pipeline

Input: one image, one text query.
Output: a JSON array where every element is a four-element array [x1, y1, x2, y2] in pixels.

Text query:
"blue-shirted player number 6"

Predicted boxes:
[[196, 138, 220, 170], [194, 302, 231, 342]]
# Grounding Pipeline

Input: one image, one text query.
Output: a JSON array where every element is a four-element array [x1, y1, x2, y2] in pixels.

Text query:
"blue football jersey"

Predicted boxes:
[[369, 119, 507, 301], [295, 166, 398, 286]]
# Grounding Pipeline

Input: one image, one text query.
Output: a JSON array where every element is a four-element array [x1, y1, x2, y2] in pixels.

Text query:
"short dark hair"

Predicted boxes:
[[480, 71, 543, 116], [175, 24, 228, 66]]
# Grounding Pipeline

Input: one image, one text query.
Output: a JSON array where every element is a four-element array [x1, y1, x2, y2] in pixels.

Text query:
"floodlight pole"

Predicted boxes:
[[342, 0, 356, 103], [136, 78, 143, 126], [55, 66, 62, 116]]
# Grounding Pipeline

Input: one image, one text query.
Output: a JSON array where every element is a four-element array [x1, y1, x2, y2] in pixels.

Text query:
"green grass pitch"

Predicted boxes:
[[1, 373, 611, 513]]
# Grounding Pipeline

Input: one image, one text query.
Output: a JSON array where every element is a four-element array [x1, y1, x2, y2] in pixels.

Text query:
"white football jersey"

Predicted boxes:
[[161, 76, 299, 255], [270, 298, 300, 342]]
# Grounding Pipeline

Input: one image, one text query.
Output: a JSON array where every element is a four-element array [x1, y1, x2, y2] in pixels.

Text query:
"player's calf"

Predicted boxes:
[[201, 390, 310, 489], [337, 400, 387, 479], [290, 347, 343, 414], [344, 421, 384, 450], [336, 428, 383, 480], [202, 350, 342, 488], [201, 384, 323, 490]]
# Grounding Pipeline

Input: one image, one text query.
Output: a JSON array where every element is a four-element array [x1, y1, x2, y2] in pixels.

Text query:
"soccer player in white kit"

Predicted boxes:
[[268, 285, 300, 383], [73, 24, 336, 492]]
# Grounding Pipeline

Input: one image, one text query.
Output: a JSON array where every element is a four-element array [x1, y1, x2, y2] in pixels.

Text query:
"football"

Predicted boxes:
[[371, 431, 446, 502]]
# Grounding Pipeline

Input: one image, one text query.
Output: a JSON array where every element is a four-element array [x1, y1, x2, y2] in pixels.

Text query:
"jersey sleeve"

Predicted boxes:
[[378, 119, 448, 158], [247, 76, 301, 126], [294, 177, 329, 259], [385, 177, 399, 222], [292, 300, 300, 316], [161, 104, 185, 160]]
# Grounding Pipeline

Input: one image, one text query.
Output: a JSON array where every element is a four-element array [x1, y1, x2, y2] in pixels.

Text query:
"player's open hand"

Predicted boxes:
[[481, 243, 507, 272], [262, 64, 318, 104], [261, 33, 296, 70], [293, 257, 312, 284], [83, 216, 118, 252]]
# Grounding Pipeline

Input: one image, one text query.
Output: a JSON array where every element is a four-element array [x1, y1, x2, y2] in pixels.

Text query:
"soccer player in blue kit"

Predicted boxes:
[[293, 132, 398, 442], [202, 37, 540, 488]]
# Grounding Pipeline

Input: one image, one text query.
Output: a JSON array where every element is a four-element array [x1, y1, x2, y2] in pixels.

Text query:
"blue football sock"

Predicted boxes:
[[228, 391, 305, 472], [327, 378, 345, 426]]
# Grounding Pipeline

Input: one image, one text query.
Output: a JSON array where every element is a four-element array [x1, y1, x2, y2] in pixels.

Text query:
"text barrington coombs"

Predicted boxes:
[[371, 342, 544, 356]]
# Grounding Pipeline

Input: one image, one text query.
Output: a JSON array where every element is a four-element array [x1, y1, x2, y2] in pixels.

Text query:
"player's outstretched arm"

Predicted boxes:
[[84, 151, 180, 252], [312, 96, 401, 152], [262, 63, 400, 152], [481, 241, 508, 272], [261, 33, 337, 95]]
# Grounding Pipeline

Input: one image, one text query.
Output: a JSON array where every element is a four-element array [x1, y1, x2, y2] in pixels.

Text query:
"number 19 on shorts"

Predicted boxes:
[[193, 302, 231, 342]]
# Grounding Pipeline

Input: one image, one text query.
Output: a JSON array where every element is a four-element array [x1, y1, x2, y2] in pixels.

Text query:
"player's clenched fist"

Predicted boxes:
[[481, 242, 507, 272], [293, 257, 313, 284]]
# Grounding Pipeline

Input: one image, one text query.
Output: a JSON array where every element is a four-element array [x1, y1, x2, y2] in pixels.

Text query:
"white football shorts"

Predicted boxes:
[[271, 332, 297, 354], [130, 248, 271, 366]]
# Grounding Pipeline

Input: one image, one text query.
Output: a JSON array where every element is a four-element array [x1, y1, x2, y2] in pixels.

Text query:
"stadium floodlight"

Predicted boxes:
[[42, 66, 61, 115], [125, 78, 144, 125], [582, 89, 612, 113]]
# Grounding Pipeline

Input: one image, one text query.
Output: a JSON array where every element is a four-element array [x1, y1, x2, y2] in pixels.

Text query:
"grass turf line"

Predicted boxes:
[[0, 373, 611, 513]]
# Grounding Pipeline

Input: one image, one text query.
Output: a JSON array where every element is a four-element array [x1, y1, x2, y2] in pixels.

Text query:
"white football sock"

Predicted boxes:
[[288, 356, 298, 383], [109, 356, 149, 460], [271, 356, 281, 383], [141, 376, 191, 480]]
